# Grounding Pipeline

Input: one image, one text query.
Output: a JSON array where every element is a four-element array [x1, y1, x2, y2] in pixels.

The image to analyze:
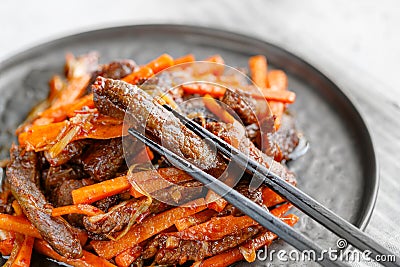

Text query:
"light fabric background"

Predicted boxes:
[[1, 1, 399, 266]]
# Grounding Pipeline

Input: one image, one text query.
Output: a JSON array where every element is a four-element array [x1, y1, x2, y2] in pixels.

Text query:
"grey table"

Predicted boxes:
[[1, 0, 399, 266]]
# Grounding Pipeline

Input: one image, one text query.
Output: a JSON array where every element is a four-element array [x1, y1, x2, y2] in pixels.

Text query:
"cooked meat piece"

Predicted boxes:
[[144, 226, 260, 265], [53, 179, 92, 208], [221, 89, 258, 125], [5, 145, 41, 188], [6, 145, 82, 258], [257, 113, 300, 162], [43, 165, 87, 196], [152, 180, 204, 205], [84, 198, 170, 236], [44, 140, 88, 167], [94, 194, 120, 212], [81, 138, 125, 182], [96, 60, 137, 80], [92, 77, 223, 172], [206, 122, 296, 184], [87, 60, 137, 92]]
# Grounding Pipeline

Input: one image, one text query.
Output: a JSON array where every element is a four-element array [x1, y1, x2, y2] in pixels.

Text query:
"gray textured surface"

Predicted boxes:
[[1, 1, 399, 266]]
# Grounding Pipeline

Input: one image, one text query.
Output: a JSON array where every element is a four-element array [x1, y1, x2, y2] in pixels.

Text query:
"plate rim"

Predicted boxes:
[[0, 23, 379, 231]]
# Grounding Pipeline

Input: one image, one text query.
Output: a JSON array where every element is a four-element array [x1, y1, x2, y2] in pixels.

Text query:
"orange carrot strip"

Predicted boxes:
[[115, 245, 142, 267], [12, 200, 23, 216], [249, 55, 268, 88], [38, 94, 95, 122], [91, 198, 206, 259], [12, 235, 35, 267], [51, 75, 91, 109], [176, 215, 256, 241], [195, 214, 299, 267], [267, 70, 288, 91], [204, 55, 225, 65], [129, 187, 144, 199], [181, 84, 227, 98], [122, 66, 154, 85], [19, 117, 124, 151], [0, 229, 16, 256], [266, 70, 289, 130], [0, 215, 41, 239], [251, 88, 296, 103], [18, 121, 67, 149], [72, 176, 130, 205], [262, 187, 286, 207], [203, 94, 235, 123], [52, 204, 105, 217], [173, 54, 196, 65], [175, 209, 217, 231], [145, 54, 174, 74], [34, 240, 116, 267]]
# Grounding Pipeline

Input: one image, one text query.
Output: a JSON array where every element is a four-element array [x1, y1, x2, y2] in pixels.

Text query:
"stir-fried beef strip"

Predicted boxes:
[[221, 89, 258, 126], [6, 145, 82, 258], [92, 77, 223, 173], [81, 138, 125, 182], [143, 226, 261, 265], [206, 121, 296, 184]]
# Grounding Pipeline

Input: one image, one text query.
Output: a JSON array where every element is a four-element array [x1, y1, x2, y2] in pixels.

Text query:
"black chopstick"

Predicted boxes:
[[162, 104, 400, 267], [128, 128, 347, 267]]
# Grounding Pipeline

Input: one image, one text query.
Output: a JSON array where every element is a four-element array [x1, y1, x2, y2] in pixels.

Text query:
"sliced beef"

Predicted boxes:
[[43, 164, 87, 197], [144, 226, 260, 265], [53, 179, 92, 208], [92, 77, 223, 173], [6, 145, 82, 258], [95, 60, 137, 80], [81, 138, 125, 182], [206, 122, 296, 184], [221, 89, 258, 125], [44, 140, 88, 167], [94, 194, 120, 212]]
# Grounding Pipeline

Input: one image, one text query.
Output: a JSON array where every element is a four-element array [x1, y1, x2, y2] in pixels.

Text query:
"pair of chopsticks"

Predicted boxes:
[[128, 104, 399, 267]]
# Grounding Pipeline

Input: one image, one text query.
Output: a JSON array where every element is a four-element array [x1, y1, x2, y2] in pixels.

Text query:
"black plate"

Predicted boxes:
[[0, 24, 378, 266]]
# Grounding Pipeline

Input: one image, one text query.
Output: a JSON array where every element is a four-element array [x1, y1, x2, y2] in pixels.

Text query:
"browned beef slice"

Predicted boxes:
[[81, 138, 125, 182], [221, 89, 258, 125], [6, 145, 82, 258], [144, 226, 260, 265]]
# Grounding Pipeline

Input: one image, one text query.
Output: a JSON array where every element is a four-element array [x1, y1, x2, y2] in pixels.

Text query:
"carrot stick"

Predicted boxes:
[[12, 235, 35, 267], [0, 229, 16, 256], [251, 88, 296, 103], [52, 204, 105, 217], [3, 233, 24, 267], [249, 55, 268, 88], [0, 215, 41, 239], [145, 54, 174, 74], [18, 121, 67, 149], [182, 84, 227, 98], [262, 187, 286, 207], [72, 176, 130, 205], [51, 75, 91, 109], [115, 245, 142, 267], [175, 209, 217, 231], [195, 214, 299, 267], [174, 54, 196, 65], [34, 239, 116, 267], [12, 200, 23, 216], [19, 116, 124, 151], [204, 55, 225, 65], [266, 70, 289, 130], [203, 94, 235, 123], [38, 94, 95, 122], [122, 66, 154, 85], [91, 198, 206, 259], [176, 215, 256, 241]]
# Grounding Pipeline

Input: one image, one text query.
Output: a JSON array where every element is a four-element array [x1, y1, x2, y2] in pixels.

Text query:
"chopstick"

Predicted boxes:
[[161, 104, 400, 267], [128, 128, 347, 267]]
